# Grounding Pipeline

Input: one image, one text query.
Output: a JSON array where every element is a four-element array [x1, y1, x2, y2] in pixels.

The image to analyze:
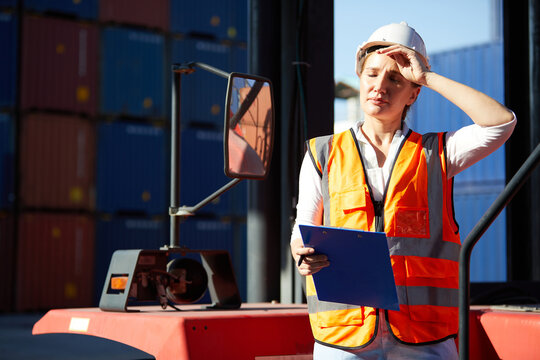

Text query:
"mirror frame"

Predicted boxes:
[[224, 72, 275, 180]]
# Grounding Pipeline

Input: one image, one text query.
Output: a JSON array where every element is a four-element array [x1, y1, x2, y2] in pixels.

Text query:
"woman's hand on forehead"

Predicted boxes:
[[377, 45, 430, 86]]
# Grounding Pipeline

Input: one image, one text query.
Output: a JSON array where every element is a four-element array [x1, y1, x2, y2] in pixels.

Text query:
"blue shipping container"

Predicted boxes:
[[454, 190, 507, 282], [94, 215, 168, 304], [96, 122, 168, 215], [172, 38, 231, 129], [101, 27, 165, 118], [24, 0, 98, 19], [170, 0, 247, 42], [410, 41, 505, 134], [0, 113, 14, 209], [179, 128, 247, 216], [0, 12, 17, 108]]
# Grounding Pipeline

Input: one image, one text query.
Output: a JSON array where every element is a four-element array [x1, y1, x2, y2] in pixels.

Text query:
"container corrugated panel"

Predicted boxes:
[[409, 41, 506, 185], [229, 0, 248, 44], [172, 38, 231, 129], [100, 27, 165, 118], [93, 215, 167, 304], [19, 113, 95, 210], [180, 128, 247, 216], [411, 42, 504, 129], [170, 0, 247, 42], [454, 189, 507, 282], [0, 212, 14, 311], [231, 44, 248, 73], [99, 0, 169, 31], [16, 213, 95, 311], [20, 16, 98, 115], [0, 12, 17, 109], [410, 41, 504, 132], [0, 113, 14, 209], [96, 122, 167, 215], [24, 0, 98, 19]]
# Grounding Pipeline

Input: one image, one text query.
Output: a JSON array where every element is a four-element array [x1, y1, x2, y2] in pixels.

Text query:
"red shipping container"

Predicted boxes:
[[99, 0, 169, 31], [20, 113, 95, 210], [20, 16, 98, 115], [16, 213, 95, 311], [0, 212, 15, 312]]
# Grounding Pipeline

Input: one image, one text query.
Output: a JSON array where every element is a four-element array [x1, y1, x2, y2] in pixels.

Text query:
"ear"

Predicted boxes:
[[407, 86, 421, 106]]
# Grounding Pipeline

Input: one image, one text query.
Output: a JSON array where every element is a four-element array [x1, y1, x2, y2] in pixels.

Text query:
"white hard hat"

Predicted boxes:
[[355, 22, 428, 76]]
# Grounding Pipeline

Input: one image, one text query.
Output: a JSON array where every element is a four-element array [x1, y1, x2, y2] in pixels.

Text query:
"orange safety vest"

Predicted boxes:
[[305, 128, 460, 349]]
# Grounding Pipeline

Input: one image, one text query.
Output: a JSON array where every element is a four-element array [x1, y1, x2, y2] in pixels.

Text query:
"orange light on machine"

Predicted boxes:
[[110, 276, 129, 290]]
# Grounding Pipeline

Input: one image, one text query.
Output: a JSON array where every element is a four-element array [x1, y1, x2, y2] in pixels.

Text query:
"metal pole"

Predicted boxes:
[[528, 0, 540, 279], [169, 66, 182, 248], [459, 142, 540, 359]]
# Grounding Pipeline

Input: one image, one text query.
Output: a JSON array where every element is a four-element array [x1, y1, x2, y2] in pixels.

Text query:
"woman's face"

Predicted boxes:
[[359, 52, 420, 123]]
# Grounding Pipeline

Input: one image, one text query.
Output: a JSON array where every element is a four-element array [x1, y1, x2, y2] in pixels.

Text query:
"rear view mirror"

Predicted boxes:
[[224, 73, 274, 179]]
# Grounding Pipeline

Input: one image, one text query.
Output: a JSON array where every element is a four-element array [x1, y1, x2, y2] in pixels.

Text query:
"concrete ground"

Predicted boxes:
[[0, 313, 154, 360]]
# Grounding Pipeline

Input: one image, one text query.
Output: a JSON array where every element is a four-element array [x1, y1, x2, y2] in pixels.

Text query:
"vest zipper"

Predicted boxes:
[[374, 200, 384, 232]]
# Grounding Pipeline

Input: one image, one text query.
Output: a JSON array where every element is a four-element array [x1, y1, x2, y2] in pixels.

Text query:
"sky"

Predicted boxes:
[[334, 0, 497, 128]]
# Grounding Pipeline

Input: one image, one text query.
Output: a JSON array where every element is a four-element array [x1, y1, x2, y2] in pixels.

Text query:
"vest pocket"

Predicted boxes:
[[316, 306, 365, 327], [393, 206, 430, 238], [405, 256, 449, 280], [336, 189, 369, 229], [339, 188, 367, 213]]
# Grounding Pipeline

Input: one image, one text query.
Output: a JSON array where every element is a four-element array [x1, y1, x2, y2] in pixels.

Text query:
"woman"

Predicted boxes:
[[290, 22, 515, 359]]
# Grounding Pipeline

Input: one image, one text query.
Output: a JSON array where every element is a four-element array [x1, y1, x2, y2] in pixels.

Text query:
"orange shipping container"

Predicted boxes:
[[16, 213, 95, 311], [20, 15, 98, 115], [20, 113, 95, 210]]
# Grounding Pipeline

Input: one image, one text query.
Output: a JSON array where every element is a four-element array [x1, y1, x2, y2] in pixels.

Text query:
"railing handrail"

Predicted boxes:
[[459, 142, 540, 359]]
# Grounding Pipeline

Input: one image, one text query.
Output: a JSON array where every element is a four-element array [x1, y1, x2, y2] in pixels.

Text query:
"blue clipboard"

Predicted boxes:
[[299, 224, 399, 311]]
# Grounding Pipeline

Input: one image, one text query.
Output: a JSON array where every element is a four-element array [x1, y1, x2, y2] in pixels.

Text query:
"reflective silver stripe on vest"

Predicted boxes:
[[306, 294, 362, 314], [313, 135, 333, 226], [387, 237, 460, 261], [423, 133, 446, 258], [396, 285, 459, 307]]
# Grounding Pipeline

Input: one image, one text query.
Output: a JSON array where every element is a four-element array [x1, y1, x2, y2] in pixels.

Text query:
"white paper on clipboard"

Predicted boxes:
[[299, 224, 399, 310]]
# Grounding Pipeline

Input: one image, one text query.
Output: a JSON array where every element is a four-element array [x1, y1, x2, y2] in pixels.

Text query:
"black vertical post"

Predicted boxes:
[[280, 0, 334, 303], [528, 0, 540, 280], [302, 0, 334, 141], [248, 0, 334, 303], [247, 0, 282, 302], [504, 0, 532, 281], [279, 0, 298, 303]]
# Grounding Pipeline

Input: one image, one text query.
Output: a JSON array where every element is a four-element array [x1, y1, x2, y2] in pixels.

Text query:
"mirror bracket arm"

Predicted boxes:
[[170, 178, 243, 217], [169, 206, 195, 217]]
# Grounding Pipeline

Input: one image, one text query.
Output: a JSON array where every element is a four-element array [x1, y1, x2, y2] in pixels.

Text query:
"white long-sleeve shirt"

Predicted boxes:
[[290, 117, 516, 242]]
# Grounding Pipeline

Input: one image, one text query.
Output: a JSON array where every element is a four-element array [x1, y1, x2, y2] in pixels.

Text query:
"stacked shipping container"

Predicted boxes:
[[0, 5, 17, 311], [3, 0, 249, 312], [409, 41, 507, 282]]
